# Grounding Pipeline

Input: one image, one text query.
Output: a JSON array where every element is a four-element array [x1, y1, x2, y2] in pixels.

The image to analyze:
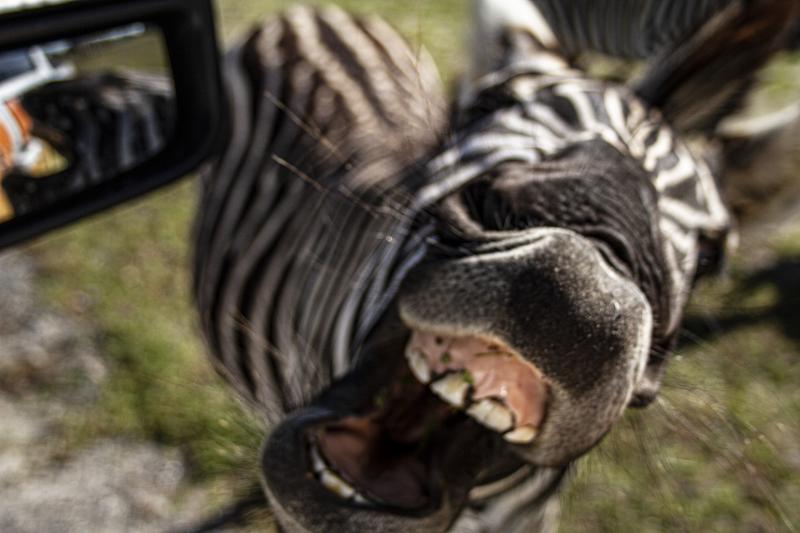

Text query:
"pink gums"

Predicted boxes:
[[408, 331, 547, 430]]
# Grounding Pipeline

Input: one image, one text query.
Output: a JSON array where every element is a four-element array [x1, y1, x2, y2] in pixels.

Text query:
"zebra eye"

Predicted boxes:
[[694, 233, 727, 279], [459, 179, 528, 232]]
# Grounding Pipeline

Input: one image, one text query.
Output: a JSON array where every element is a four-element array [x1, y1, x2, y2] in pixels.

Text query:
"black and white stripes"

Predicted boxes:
[[193, 6, 447, 417], [435, 68, 730, 338]]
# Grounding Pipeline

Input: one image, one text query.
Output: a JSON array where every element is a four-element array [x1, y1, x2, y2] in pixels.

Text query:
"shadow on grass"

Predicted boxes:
[[682, 257, 800, 347]]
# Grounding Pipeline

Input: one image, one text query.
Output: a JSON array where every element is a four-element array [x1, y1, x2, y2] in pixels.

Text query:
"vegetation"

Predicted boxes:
[[25, 1, 799, 530]]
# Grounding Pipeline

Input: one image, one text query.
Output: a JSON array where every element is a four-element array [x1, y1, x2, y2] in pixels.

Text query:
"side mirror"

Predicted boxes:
[[0, 0, 225, 248]]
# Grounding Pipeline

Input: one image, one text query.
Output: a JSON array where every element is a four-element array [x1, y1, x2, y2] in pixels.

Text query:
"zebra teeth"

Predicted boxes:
[[320, 469, 356, 500], [466, 399, 514, 433], [405, 347, 431, 384], [504, 425, 538, 444], [308, 441, 374, 505], [352, 493, 371, 505], [309, 441, 327, 474], [430, 373, 471, 408]]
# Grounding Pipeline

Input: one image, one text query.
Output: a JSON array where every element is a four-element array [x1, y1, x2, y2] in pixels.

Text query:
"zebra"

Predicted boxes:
[[191, 0, 799, 531], [1, 71, 173, 217]]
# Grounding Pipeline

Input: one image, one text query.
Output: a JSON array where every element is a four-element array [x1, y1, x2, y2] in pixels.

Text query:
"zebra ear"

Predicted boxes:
[[635, 0, 799, 134], [467, 0, 562, 80]]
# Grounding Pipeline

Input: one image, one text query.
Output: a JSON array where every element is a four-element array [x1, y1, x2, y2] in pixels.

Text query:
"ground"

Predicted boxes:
[[0, 251, 251, 532], [0, 1, 798, 532]]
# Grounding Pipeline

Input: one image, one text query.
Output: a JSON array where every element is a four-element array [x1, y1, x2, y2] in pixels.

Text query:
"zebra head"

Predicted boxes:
[[195, 1, 798, 531], [259, 137, 670, 531]]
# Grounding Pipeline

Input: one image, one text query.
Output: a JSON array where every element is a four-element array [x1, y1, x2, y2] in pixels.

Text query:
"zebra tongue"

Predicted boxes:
[[314, 362, 459, 509], [316, 416, 428, 509]]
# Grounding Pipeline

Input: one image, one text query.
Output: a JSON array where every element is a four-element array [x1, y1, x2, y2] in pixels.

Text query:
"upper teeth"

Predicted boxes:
[[407, 345, 542, 445], [406, 347, 431, 384], [467, 399, 514, 433], [504, 426, 538, 444], [430, 373, 470, 407]]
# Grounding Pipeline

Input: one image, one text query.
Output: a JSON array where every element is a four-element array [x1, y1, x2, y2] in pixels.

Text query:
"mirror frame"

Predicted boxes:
[[0, 0, 226, 248]]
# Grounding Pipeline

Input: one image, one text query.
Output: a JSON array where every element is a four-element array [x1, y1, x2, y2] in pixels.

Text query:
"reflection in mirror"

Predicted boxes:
[[0, 24, 174, 222]]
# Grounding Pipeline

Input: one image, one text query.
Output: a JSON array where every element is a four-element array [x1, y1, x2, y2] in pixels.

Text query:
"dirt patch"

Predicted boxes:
[[0, 250, 240, 532]]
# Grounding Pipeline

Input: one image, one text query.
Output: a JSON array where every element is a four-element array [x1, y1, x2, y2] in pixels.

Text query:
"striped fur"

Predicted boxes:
[[194, 5, 446, 418], [439, 64, 730, 340]]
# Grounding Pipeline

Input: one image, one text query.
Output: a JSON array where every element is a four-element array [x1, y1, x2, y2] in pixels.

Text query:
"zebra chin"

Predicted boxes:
[[259, 228, 653, 530]]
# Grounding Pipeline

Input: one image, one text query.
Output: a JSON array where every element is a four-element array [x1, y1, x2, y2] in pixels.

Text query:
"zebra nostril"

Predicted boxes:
[[630, 359, 666, 409], [629, 374, 661, 408], [629, 391, 657, 409]]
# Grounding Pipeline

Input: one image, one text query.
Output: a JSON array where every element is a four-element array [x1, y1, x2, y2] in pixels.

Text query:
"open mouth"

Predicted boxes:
[[306, 329, 549, 510]]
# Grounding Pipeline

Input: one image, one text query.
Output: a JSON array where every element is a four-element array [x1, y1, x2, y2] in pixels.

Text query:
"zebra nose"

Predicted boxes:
[[399, 228, 653, 392], [399, 228, 655, 463]]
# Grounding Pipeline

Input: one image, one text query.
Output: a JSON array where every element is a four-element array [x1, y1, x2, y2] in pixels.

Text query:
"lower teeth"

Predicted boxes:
[[309, 441, 374, 505], [320, 469, 355, 499]]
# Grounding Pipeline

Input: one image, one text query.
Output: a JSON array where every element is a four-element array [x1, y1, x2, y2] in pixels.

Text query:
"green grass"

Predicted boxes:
[[23, 2, 800, 531]]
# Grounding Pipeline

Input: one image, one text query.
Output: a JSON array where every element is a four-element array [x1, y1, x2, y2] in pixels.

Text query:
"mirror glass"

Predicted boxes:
[[0, 23, 174, 223]]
